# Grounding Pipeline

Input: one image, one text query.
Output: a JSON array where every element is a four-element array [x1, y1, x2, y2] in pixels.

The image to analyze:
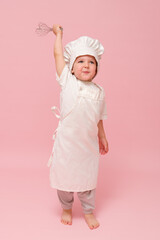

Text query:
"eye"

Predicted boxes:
[[78, 60, 83, 63], [90, 61, 95, 64]]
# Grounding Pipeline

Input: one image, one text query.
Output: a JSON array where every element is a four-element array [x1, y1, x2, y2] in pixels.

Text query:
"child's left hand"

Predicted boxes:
[[98, 137, 109, 155]]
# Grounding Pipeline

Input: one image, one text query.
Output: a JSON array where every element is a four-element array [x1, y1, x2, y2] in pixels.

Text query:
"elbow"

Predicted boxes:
[[97, 119, 103, 126], [54, 51, 62, 57]]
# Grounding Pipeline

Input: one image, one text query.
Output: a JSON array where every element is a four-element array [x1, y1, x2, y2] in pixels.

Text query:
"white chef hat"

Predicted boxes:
[[63, 36, 104, 72]]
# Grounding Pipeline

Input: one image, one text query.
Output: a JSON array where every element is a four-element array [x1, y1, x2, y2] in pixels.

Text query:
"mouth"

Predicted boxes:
[[82, 71, 89, 74]]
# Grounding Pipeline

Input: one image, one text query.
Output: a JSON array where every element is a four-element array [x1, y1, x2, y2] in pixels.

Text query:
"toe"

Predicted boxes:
[[94, 223, 100, 229], [89, 224, 94, 229], [61, 219, 66, 225]]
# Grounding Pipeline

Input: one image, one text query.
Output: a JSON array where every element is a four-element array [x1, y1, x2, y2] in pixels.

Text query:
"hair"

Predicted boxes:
[[94, 61, 98, 78]]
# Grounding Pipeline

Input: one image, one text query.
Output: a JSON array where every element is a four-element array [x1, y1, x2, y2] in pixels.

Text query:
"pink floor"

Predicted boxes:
[[1, 161, 160, 240]]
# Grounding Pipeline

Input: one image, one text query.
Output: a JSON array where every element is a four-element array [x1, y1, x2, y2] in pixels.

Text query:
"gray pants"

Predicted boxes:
[[57, 189, 96, 214]]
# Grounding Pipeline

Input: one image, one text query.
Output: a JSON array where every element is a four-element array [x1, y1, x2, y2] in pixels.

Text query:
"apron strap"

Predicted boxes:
[[51, 105, 61, 140], [51, 106, 60, 119], [47, 106, 61, 167]]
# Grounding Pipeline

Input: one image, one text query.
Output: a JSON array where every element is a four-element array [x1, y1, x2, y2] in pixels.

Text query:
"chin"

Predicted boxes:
[[77, 75, 93, 81], [83, 79, 92, 82]]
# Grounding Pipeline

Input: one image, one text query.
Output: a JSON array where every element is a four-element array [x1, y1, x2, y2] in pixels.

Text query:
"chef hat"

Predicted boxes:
[[63, 36, 104, 72]]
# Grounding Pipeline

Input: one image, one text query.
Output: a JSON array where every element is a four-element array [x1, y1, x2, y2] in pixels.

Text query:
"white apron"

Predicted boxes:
[[47, 65, 107, 192]]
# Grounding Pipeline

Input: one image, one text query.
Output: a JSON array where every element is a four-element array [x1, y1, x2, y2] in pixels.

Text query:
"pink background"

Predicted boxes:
[[0, 0, 160, 239]]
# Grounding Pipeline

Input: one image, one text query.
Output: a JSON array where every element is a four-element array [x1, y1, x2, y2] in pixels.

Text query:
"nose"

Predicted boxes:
[[84, 61, 89, 68]]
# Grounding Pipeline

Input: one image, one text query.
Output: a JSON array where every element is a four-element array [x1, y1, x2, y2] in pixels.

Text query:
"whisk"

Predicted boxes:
[[35, 22, 63, 36]]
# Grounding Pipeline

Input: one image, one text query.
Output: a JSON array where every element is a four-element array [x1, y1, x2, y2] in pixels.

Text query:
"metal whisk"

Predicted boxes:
[[35, 22, 63, 36]]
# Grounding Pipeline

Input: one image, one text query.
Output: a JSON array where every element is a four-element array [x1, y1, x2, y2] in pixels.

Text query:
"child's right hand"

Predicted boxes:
[[52, 24, 63, 36]]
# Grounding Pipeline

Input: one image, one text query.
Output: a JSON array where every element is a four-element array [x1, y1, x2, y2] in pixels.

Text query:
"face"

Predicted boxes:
[[71, 55, 97, 82]]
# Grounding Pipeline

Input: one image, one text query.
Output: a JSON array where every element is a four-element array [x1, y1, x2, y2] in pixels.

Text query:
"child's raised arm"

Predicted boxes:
[[52, 24, 66, 77]]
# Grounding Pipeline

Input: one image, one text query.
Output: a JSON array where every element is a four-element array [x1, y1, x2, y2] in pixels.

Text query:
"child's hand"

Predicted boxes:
[[98, 137, 109, 155], [52, 24, 63, 36]]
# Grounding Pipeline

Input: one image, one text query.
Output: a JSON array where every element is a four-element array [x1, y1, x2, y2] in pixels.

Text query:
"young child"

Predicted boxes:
[[47, 24, 109, 230]]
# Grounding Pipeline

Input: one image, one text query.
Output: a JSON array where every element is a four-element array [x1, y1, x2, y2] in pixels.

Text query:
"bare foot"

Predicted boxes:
[[61, 209, 72, 225], [84, 213, 100, 230]]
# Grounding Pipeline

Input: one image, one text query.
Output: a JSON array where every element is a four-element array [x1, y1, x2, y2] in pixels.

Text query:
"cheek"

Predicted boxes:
[[91, 66, 97, 73], [76, 66, 82, 73]]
